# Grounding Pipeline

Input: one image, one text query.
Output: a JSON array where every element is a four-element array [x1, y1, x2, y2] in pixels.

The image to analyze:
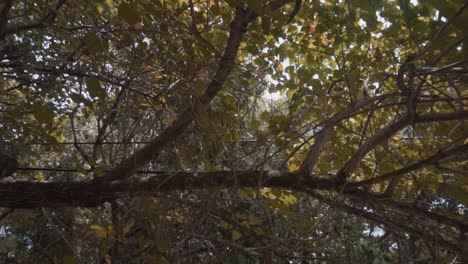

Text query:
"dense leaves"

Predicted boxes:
[[0, 0, 467, 263]]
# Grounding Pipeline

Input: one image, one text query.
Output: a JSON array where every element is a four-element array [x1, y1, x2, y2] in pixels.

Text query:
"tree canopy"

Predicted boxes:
[[0, 0, 467, 263]]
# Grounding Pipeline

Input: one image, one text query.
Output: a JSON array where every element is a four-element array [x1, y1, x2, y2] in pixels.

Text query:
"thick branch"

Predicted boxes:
[[337, 119, 409, 182], [96, 7, 258, 182], [350, 143, 468, 187], [309, 191, 465, 255], [345, 189, 467, 229], [0, 170, 338, 208], [3, 0, 67, 37], [300, 94, 393, 176], [0, 0, 13, 40], [417, 0, 468, 58], [337, 110, 468, 182]]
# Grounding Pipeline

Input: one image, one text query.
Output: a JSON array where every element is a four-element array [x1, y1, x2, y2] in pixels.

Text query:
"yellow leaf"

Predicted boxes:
[[90, 225, 107, 238], [286, 89, 295, 99], [35, 172, 46, 182], [288, 161, 299, 171], [123, 220, 134, 236], [276, 63, 283, 72], [280, 194, 298, 206]]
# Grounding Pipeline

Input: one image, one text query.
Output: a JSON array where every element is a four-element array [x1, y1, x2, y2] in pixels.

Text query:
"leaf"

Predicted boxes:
[[32, 103, 54, 124], [275, 62, 283, 72], [253, 227, 264, 235], [156, 240, 169, 252], [219, 220, 231, 230], [83, 32, 107, 54], [34, 172, 46, 182], [63, 256, 77, 264], [260, 111, 270, 121], [447, 185, 468, 206], [75, 163, 87, 175], [70, 93, 93, 108], [261, 17, 271, 35], [286, 89, 295, 99], [297, 219, 314, 231], [280, 193, 297, 206], [231, 230, 242, 240], [242, 0, 262, 13], [86, 77, 106, 100], [308, 24, 316, 33], [90, 225, 107, 238], [118, 2, 140, 25], [247, 215, 262, 226], [237, 188, 249, 199]]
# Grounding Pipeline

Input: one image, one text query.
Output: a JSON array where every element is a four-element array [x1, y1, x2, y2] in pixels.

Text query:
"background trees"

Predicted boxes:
[[0, 0, 467, 263]]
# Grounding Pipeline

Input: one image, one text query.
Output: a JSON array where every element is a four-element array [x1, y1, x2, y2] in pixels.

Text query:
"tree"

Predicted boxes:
[[0, 0, 467, 263]]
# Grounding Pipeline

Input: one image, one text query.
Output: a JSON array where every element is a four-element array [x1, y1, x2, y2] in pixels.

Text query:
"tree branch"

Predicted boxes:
[[309, 190, 465, 255], [299, 94, 393, 177], [0, 0, 13, 40], [345, 189, 466, 229], [336, 110, 468, 182], [3, 0, 67, 37], [0, 170, 339, 208], [93, 7, 258, 183], [350, 143, 468, 187]]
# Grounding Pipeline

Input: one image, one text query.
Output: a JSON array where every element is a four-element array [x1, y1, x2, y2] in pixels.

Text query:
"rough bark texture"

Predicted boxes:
[[0, 170, 339, 208]]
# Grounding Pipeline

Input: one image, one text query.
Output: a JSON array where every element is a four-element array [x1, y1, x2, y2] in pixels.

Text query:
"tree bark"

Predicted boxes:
[[0, 170, 338, 208]]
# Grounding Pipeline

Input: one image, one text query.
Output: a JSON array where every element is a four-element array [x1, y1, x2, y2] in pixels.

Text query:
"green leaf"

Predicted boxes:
[[286, 89, 295, 99], [32, 103, 54, 124], [247, 215, 262, 226], [447, 185, 468, 206], [261, 17, 271, 35], [83, 32, 107, 54], [242, 0, 262, 14], [70, 93, 93, 108], [219, 220, 231, 230], [231, 230, 242, 240], [260, 111, 270, 121], [90, 225, 107, 238], [86, 77, 106, 100], [63, 256, 77, 264], [118, 2, 140, 25], [156, 240, 169, 253]]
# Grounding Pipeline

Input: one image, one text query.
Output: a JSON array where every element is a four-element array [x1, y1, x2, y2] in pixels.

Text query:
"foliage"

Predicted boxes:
[[0, 0, 467, 263]]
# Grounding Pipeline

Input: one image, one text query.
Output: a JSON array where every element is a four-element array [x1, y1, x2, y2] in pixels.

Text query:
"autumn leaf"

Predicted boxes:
[[90, 225, 107, 238]]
